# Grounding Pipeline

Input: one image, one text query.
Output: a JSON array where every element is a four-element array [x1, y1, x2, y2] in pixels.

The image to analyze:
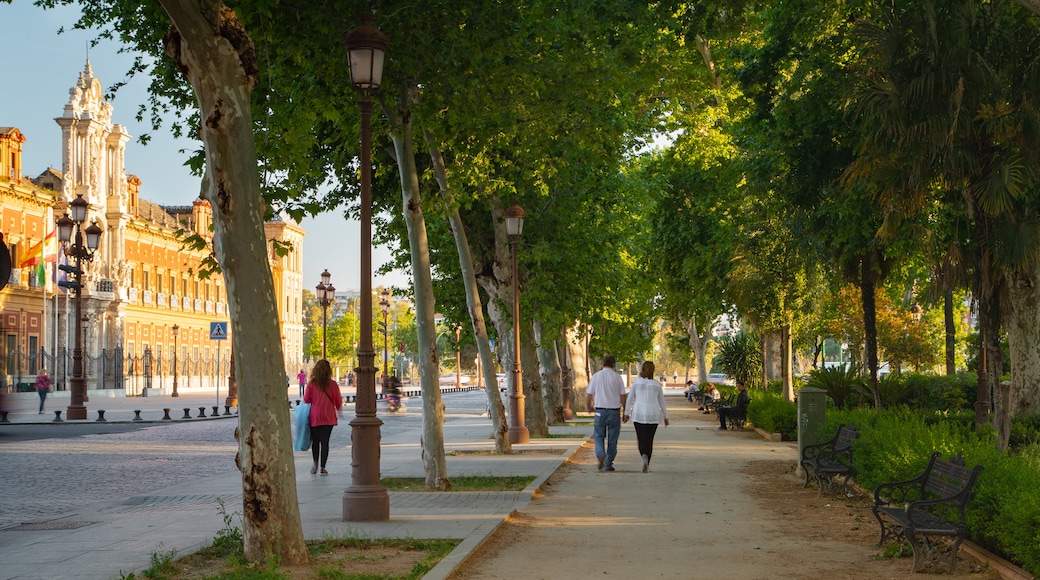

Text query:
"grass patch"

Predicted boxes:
[[535, 433, 587, 438], [152, 537, 458, 579], [452, 448, 567, 455], [380, 475, 536, 491]]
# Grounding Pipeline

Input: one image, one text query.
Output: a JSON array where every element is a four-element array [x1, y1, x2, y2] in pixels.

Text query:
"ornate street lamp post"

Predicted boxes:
[[172, 324, 180, 397], [455, 326, 462, 389], [379, 288, 390, 391], [342, 14, 390, 521], [505, 202, 529, 444], [57, 194, 102, 420], [315, 269, 335, 359]]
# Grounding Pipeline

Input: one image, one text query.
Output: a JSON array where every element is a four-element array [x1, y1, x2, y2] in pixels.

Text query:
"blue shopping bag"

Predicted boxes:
[[293, 402, 311, 452]]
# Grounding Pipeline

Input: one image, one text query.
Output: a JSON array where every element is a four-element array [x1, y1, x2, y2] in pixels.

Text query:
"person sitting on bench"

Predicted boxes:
[[683, 380, 700, 402], [717, 380, 749, 430], [700, 383, 719, 412]]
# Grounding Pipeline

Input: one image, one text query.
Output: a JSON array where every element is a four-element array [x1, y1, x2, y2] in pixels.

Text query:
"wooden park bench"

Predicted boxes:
[[800, 424, 859, 496], [871, 452, 984, 573]]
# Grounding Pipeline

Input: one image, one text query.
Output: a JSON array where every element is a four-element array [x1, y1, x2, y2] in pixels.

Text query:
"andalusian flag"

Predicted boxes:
[[19, 230, 57, 286]]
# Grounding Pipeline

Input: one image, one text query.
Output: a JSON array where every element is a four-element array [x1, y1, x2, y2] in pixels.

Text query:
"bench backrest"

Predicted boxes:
[[921, 452, 984, 505], [833, 425, 859, 452]]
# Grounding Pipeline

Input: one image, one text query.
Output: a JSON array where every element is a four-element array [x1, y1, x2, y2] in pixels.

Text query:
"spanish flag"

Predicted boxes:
[[19, 230, 56, 287], [18, 230, 57, 268]]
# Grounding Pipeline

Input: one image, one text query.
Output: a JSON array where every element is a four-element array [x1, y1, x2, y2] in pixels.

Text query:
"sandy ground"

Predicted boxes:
[[448, 407, 1003, 580]]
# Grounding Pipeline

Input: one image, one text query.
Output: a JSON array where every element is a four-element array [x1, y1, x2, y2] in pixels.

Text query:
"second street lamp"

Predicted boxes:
[[342, 13, 390, 522], [505, 202, 529, 444], [172, 324, 180, 397], [316, 269, 335, 360], [57, 194, 102, 421], [379, 289, 390, 392], [455, 326, 462, 389]]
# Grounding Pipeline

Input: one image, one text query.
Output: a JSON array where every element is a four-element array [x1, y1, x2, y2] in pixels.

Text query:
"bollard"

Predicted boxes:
[[162, 408, 173, 421], [53, 410, 64, 422], [0, 411, 9, 423], [182, 408, 192, 419], [223, 405, 231, 416], [295, 399, 301, 406], [96, 409, 107, 422], [197, 407, 207, 418], [212, 406, 219, 417], [133, 410, 144, 422]]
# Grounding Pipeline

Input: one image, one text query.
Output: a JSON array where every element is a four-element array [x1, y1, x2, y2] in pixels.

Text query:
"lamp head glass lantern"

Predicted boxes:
[[315, 281, 325, 296], [344, 14, 389, 92], [172, 324, 179, 337], [321, 269, 331, 286], [57, 214, 75, 244], [504, 203, 525, 237], [325, 284, 336, 302], [70, 194, 89, 223], [84, 222, 103, 250]]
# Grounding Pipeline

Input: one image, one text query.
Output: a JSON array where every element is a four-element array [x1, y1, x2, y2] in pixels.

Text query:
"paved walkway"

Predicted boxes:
[[0, 389, 794, 580]]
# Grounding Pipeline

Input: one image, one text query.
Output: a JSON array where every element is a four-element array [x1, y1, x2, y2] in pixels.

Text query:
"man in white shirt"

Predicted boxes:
[[585, 355, 627, 471]]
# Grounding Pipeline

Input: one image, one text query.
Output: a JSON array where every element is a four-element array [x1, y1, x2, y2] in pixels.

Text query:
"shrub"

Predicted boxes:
[[715, 332, 761, 388], [746, 390, 796, 440], [822, 407, 1040, 576], [804, 365, 864, 410]]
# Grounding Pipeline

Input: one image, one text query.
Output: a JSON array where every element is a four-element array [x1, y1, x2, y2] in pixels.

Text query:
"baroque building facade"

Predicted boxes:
[[1, 61, 305, 397]]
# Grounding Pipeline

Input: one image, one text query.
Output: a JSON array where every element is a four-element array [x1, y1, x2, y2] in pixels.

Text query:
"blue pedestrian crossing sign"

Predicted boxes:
[[210, 321, 228, 340]]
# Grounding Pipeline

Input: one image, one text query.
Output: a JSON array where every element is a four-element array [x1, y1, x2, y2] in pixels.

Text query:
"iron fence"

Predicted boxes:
[[2, 347, 231, 396]]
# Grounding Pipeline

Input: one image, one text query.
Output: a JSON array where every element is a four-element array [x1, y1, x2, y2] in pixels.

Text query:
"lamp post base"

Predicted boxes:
[[66, 404, 86, 421], [343, 415, 389, 521], [508, 425, 530, 444]]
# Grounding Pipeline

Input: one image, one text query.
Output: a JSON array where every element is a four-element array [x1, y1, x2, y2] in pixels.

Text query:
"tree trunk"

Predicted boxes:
[[680, 314, 713, 384], [386, 90, 448, 490], [522, 317, 548, 437], [423, 131, 509, 452], [534, 320, 564, 424], [1004, 265, 1040, 446], [568, 325, 590, 391], [781, 322, 793, 402], [158, 1, 306, 563], [860, 263, 881, 408], [944, 287, 956, 375]]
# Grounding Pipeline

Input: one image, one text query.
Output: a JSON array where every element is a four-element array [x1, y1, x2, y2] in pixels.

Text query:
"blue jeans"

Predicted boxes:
[[593, 408, 622, 468]]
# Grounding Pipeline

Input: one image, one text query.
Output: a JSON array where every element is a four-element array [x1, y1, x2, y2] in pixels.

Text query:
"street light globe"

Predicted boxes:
[[504, 203, 525, 237], [343, 14, 389, 92]]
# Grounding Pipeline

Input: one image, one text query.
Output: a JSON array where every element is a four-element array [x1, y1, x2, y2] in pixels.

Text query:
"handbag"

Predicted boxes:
[[293, 402, 312, 452]]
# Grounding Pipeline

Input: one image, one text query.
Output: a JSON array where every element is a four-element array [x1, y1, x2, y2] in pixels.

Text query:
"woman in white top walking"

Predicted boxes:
[[624, 360, 669, 473]]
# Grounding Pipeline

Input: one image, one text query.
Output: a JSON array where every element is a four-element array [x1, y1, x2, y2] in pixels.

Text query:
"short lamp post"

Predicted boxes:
[[342, 13, 390, 522], [379, 288, 390, 391], [171, 324, 180, 397], [57, 194, 102, 421], [316, 269, 335, 359], [505, 202, 529, 444], [455, 326, 462, 389]]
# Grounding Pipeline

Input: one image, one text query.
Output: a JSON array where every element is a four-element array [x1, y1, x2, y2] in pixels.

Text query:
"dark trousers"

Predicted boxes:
[[38, 390, 47, 413], [633, 422, 659, 462], [310, 424, 334, 468], [719, 407, 743, 429]]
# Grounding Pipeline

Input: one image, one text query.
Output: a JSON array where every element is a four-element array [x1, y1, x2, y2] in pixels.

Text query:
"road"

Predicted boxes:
[[0, 390, 492, 531]]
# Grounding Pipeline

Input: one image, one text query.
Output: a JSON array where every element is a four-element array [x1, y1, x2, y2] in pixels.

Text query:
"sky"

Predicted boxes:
[[1, 2, 409, 294]]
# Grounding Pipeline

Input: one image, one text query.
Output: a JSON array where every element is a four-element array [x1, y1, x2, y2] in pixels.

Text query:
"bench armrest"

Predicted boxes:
[[873, 474, 927, 506]]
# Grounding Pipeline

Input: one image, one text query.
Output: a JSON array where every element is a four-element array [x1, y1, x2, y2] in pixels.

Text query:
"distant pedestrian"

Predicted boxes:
[[585, 355, 627, 472], [303, 359, 343, 475], [34, 369, 52, 414], [297, 368, 307, 397], [624, 361, 669, 473], [673, 371, 678, 384]]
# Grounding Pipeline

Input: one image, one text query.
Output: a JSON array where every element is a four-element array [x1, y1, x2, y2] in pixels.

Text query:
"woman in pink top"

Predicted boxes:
[[303, 359, 343, 475]]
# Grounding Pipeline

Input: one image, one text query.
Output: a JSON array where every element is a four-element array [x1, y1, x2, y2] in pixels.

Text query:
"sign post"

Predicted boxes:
[[210, 322, 228, 406]]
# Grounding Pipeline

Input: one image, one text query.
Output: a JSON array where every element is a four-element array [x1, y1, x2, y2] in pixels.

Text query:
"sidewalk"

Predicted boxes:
[[0, 391, 787, 580]]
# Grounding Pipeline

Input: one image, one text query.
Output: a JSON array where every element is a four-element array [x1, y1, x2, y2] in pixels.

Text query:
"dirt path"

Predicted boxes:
[[449, 408, 1001, 580]]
